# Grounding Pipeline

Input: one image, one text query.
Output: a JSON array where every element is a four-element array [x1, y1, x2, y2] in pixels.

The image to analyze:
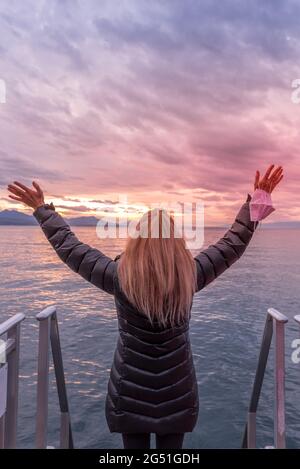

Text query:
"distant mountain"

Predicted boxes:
[[217, 220, 300, 230], [1, 209, 300, 229], [205, 219, 300, 230], [68, 215, 100, 226], [260, 221, 300, 229], [0, 209, 37, 225], [0, 209, 100, 226]]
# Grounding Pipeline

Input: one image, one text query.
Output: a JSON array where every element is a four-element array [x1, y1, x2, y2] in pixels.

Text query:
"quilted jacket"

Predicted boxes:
[[33, 194, 257, 434]]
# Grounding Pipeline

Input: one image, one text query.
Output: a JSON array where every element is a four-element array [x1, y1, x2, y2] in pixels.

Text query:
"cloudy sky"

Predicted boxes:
[[0, 0, 299, 224]]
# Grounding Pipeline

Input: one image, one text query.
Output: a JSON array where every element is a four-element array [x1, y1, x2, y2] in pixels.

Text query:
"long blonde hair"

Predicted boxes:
[[117, 208, 197, 328]]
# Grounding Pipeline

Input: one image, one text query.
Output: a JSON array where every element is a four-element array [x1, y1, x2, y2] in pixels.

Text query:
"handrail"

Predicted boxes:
[[36, 305, 57, 321], [0, 313, 25, 336], [242, 308, 288, 449], [35, 306, 73, 449], [0, 313, 25, 448], [268, 307, 289, 323]]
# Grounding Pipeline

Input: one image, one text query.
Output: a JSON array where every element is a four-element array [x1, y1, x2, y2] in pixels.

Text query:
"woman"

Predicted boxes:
[[7, 165, 283, 449]]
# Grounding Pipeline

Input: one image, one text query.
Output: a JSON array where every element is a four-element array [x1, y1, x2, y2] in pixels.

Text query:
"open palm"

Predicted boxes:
[[7, 181, 45, 210], [254, 165, 283, 193]]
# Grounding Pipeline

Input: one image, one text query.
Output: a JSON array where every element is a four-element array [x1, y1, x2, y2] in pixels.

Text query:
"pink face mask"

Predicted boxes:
[[250, 189, 275, 222]]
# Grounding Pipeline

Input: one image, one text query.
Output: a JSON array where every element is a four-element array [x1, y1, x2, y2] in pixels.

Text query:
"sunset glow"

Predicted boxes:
[[0, 1, 299, 225]]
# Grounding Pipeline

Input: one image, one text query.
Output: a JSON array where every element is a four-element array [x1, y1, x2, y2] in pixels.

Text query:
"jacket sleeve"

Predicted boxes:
[[194, 194, 258, 292], [33, 205, 116, 294]]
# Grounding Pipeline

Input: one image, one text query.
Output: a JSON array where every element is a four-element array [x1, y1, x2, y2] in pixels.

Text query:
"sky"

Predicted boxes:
[[0, 0, 300, 225]]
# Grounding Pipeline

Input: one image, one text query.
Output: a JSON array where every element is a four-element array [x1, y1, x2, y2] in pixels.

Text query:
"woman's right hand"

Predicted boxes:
[[254, 165, 283, 193], [7, 180, 45, 210]]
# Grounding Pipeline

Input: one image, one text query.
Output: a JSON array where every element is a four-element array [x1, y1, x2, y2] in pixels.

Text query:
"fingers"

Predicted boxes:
[[261, 164, 275, 183], [262, 164, 282, 183], [270, 166, 282, 179], [12, 181, 33, 194], [270, 173, 284, 192], [7, 180, 44, 209], [7, 184, 24, 196], [8, 194, 23, 201], [32, 180, 43, 195], [7, 184, 28, 198], [8, 191, 31, 205], [275, 174, 284, 185], [274, 170, 283, 183], [7, 183, 35, 205], [256, 164, 284, 193], [277, 174, 284, 184], [269, 167, 283, 187], [269, 166, 283, 185]]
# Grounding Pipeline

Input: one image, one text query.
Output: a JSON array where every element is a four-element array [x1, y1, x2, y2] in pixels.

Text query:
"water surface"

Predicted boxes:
[[0, 225, 300, 448]]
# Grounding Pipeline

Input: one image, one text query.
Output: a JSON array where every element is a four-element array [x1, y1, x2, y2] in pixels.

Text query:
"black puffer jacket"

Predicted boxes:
[[33, 194, 257, 434]]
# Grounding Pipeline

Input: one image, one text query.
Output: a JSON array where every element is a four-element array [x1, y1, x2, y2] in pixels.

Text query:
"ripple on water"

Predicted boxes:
[[0, 227, 300, 448]]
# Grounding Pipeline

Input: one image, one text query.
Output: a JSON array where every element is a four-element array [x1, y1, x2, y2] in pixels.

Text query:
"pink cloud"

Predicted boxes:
[[0, 0, 299, 223]]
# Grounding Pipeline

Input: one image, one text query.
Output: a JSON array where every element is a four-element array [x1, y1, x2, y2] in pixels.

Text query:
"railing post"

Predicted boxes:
[[0, 313, 25, 449], [35, 316, 50, 448], [274, 320, 286, 448], [4, 323, 21, 448], [243, 314, 273, 448], [242, 308, 288, 449], [35, 306, 73, 449], [269, 308, 287, 449], [50, 313, 73, 449], [0, 364, 7, 449]]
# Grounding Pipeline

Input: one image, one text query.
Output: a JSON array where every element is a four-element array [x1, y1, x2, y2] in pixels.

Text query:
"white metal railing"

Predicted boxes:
[[294, 315, 300, 326], [35, 306, 73, 449], [242, 308, 288, 449], [0, 306, 295, 449], [0, 313, 25, 448]]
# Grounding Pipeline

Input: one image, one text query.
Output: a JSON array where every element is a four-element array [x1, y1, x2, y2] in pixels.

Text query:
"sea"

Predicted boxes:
[[0, 225, 300, 448]]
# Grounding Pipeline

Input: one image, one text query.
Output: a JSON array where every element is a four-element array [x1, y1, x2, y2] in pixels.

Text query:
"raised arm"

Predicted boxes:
[[7, 181, 116, 294], [194, 194, 256, 291], [194, 165, 283, 292]]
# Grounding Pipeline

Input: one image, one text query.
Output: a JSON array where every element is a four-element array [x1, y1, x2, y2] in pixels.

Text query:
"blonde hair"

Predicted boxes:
[[117, 208, 197, 328]]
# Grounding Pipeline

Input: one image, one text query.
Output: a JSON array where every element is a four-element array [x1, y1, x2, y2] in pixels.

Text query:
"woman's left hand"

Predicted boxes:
[[254, 165, 283, 193], [7, 180, 45, 210]]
